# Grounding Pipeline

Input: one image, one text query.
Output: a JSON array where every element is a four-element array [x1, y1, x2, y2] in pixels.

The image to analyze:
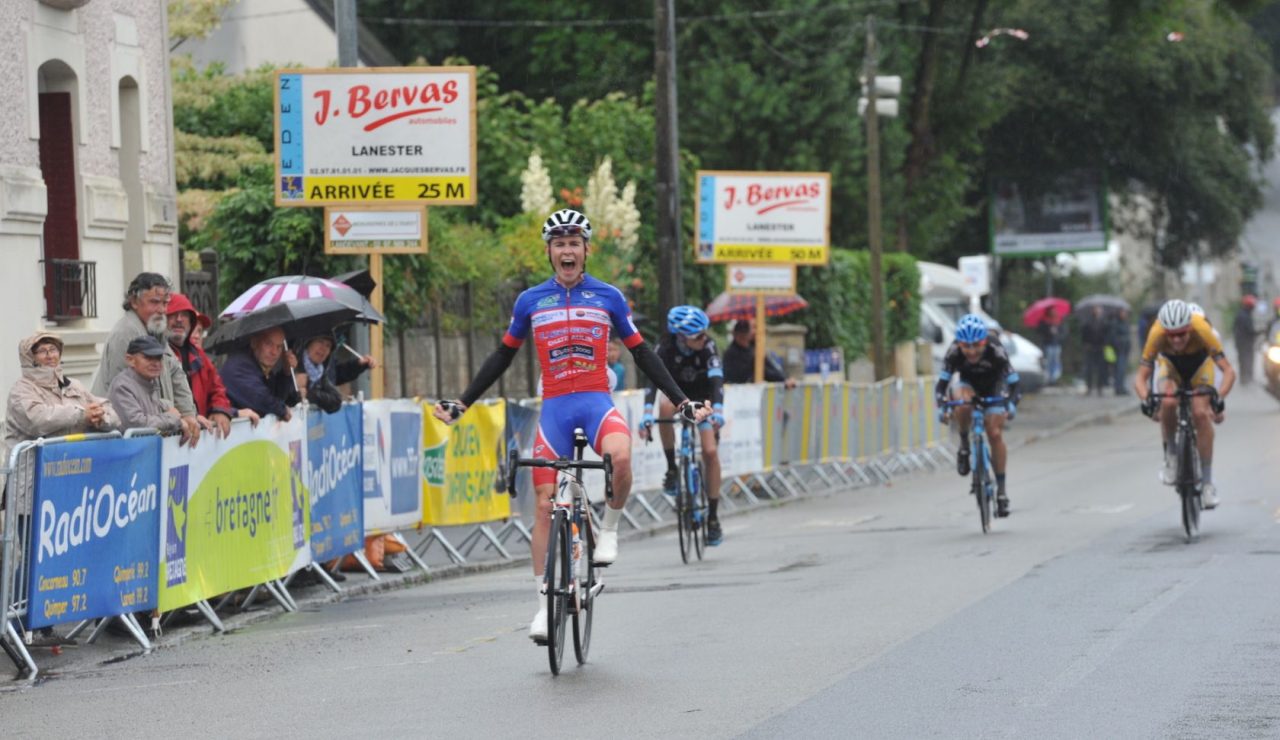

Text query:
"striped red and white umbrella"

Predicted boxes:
[[705, 292, 809, 323], [221, 275, 369, 317]]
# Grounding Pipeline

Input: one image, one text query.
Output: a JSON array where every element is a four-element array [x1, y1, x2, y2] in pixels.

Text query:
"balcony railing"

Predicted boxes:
[[42, 259, 97, 321]]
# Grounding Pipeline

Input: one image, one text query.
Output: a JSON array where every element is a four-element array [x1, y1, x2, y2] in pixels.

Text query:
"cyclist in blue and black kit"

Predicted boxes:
[[935, 314, 1021, 517], [640, 306, 727, 546], [433, 208, 708, 641]]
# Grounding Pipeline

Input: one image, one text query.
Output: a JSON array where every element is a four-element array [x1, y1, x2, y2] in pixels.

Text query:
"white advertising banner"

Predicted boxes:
[[361, 399, 424, 532], [725, 264, 797, 295], [275, 67, 476, 206], [323, 206, 427, 254], [696, 171, 830, 265]]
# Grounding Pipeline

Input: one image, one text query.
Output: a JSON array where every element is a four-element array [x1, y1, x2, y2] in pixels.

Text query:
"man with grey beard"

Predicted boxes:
[[91, 272, 205, 445]]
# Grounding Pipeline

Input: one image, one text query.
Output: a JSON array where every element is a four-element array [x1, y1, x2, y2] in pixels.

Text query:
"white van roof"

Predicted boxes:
[[918, 261, 967, 299]]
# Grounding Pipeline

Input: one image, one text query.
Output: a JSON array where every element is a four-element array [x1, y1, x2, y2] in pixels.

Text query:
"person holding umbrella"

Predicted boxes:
[[220, 327, 302, 421]]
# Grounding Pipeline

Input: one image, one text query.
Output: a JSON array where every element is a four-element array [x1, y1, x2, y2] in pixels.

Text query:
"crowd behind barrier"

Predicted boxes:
[[0, 378, 947, 678]]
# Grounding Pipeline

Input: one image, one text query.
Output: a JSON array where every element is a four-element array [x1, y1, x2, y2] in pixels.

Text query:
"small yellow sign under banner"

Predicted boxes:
[[421, 400, 510, 526]]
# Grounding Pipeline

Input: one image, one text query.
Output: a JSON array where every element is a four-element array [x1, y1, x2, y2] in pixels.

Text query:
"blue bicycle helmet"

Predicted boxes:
[[667, 305, 710, 336], [955, 313, 989, 344]]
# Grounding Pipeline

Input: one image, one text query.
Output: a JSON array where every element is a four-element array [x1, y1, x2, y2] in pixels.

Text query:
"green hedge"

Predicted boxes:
[[796, 249, 920, 362]]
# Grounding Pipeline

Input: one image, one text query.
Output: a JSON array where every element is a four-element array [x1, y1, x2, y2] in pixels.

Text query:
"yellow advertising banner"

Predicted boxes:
[[421, 400, 510, 526]]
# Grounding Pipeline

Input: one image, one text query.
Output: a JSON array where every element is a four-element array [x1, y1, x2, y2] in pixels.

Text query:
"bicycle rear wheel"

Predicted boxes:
[[691, 461, 707, 560], [546, 511, 571, 675], [973, 439, 991, 533], [573, 512, 595, 665]]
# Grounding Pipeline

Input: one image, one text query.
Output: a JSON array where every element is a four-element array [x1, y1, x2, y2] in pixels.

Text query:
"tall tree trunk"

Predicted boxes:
[[896, 0, 949, 252], [954, 0, 990, 94]]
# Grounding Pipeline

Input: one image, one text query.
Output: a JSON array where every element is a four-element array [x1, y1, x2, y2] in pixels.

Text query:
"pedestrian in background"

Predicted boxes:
[[1107, 308, 1132, 395], [723, 320, 797, 387], [1233, 295, 1259, 385], [1080, 306, 1108, 395], [1038, 305, 1064, 385]]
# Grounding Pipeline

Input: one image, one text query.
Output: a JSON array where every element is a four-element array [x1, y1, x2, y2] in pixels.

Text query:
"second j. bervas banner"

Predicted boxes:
[[695, 171, 830, 265], [275, 67, 476, 206]]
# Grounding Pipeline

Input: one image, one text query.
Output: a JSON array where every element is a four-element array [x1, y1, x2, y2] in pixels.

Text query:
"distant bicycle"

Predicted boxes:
[[647, 410, 708, 564], [504, 427, 609, 675], [942, 395, 1007, 533], [1145, 387, 1217, 542]]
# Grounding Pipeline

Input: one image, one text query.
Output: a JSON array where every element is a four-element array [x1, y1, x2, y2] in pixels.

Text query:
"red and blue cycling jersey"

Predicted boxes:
[[503, 274, 643, 399]]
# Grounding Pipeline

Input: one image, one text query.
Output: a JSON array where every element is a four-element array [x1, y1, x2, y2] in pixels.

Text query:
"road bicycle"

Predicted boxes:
[[942, 395, 1008, 534], [648, 414, 708, 564], [504, 428, 609, 675], [1146, 387, 1217, 543]]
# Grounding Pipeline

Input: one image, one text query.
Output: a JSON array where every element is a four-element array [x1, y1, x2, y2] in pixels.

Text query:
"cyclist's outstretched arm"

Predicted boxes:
[[630, 341, 689, 407], [458, 344, 519, 406], [933, 371, 952, 407], [1214, 354, 1236, 398]]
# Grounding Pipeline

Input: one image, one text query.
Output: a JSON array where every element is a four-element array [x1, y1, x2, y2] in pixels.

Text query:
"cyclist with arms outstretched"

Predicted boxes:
[[1134, 299, 1234, 508], [432, 209, 709, 641], [935, 314, 1021, 517], [640, 305, 726, 546]]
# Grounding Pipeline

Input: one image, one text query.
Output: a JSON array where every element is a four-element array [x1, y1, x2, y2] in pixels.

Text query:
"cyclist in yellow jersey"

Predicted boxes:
[[1134, 299, 1235, 508]]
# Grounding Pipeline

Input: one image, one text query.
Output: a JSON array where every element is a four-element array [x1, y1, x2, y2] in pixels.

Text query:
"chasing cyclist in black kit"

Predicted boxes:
[[934, 314, 1021, 517], [640, 306, 727, 545]]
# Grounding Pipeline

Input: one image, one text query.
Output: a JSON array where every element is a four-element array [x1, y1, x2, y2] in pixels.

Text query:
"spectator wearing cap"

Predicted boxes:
[[220, 326, 302, 421], [5, 331, 120, 461], [1233, 295, 1259, 385], [722, 320, 797, 387], [166, 293, 259, 436], [91, 272, 204, 444], [108, 336, 184, 436], [295, 333, 376, 413]]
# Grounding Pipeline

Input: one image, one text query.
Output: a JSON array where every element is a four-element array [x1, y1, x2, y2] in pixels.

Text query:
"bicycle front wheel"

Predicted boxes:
[[546, 511, 571, 675], [677, 458, 692, 564], [573, 512, 595, 665], [692, 461, 707, 561], [972, 440, 991, 534], [1176, 430, 1199, 542]]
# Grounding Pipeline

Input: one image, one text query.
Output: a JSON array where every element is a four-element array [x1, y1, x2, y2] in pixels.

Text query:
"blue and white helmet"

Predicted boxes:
[[667, 305, 710, 336], [955, 313, 989, 344]]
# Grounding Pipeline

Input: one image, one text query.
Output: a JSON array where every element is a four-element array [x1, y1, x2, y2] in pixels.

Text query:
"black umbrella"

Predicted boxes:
[[330, 268, 377, 299], [205, 299, 365, 354], [1076, 294, 1130, 313]]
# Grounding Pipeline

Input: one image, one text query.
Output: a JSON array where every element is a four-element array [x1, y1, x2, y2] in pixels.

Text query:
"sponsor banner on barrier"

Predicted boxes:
[[159, 416, 310, 612], [27, 438, 161, 629], [421, 400, 510, 526], [308, 404, 365, 562], [362, 399, 424, 532]]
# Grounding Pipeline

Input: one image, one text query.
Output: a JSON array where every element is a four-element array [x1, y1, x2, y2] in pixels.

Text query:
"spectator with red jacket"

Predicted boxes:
[[166, 293, 259, 436]]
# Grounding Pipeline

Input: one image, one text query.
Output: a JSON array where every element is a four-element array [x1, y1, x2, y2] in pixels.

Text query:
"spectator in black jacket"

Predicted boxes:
[[722, 320, 797, 387], [295, 333, 376, 413], [1080, 306, 1109, 396], [1106, 308, 1132, 395], [220, 327, 301, 421]]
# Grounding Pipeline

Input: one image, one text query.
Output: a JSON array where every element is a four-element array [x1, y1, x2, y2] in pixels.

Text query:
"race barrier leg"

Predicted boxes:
[[416, 528, 466, 566], [392, 532, 431, 574], [493, 518, 533, 549], [193, 599, 226, 632], [627, 492, 665, 524], [457, 525, 511, 561], [726, 476, 760, 505], [3, 619, 37, 678]]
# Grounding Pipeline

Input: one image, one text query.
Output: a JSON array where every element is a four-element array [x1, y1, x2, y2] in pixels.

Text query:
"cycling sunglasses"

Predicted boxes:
[[684, 332, 709, 342], [546, 224, 587, 238], [959, 340, 987, 350], [1166, 327, 1191, 338]]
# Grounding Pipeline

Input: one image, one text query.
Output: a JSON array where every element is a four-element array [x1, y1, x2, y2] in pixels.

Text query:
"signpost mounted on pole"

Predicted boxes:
[[696, 171, 828, 381]]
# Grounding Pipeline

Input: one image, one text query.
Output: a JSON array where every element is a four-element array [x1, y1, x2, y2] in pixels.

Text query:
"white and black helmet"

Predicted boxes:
[[542, 209, 592, 242], [1158, 299, 1193, 331]]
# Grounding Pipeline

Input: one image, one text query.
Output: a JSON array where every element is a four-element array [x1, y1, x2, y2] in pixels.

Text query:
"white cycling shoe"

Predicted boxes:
[[1160, 455, 1177, 486], [528, 605, 548, 641], [1201, 483, 1220, 509], [594, 529, 618, 565]]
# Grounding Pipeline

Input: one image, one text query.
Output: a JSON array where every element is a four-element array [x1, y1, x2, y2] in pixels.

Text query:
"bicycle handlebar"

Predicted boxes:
[[509, 456, 610, 472], [1149, 387, 1219, 400], [940, 396, 1008, 409]]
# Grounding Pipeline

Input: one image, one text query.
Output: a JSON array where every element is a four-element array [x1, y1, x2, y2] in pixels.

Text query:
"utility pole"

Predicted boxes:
[[336, 0, 358, 67], [655, 0, 685, 320], [865, 16, 888, 380]]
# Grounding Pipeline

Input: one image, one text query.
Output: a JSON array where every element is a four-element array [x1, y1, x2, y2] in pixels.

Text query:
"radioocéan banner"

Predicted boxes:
[[307, 403, 364, 563], [158, 416, 310, 612], [274, 67, 477, 207], [420, 400, 509, 526], [26, 438, 161, 629]]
